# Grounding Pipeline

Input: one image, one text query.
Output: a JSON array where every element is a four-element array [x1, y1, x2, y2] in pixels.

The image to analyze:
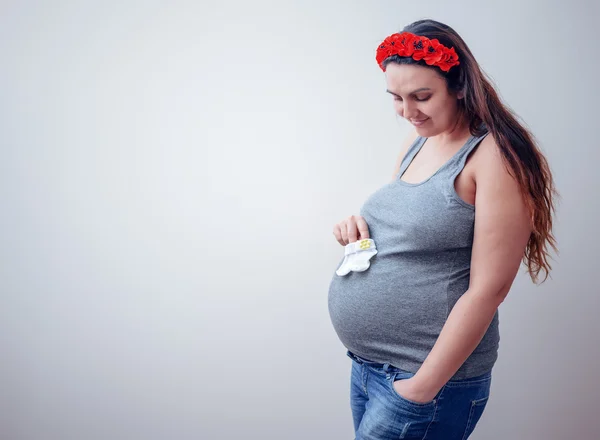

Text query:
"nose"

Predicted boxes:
[[402, 101, 419, 120]]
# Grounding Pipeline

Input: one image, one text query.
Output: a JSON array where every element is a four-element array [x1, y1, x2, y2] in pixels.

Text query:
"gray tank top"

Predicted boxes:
[[328, 128, 499, 380]]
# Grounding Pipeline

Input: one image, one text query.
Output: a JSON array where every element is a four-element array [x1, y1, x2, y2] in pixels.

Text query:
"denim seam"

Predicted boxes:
[[361, 364, 369, 397], [461, 397, 488, 440], [421, 385, 445, 440]]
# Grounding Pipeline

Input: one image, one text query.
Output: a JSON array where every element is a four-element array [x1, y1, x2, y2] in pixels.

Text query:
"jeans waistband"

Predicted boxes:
[[347, 350, 493, 383], [346, 350, 403, 373]]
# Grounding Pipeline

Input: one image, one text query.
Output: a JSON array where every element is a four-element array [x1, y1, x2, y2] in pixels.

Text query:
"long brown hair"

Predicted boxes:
[[382, 19, 558, 283]]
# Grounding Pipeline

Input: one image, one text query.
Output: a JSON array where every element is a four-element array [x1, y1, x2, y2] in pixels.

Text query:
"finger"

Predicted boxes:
[[332, 224, 344, 246], [340, 221, 349, 245], [347, 217, 358, 243], [356, 216, 370, 240]]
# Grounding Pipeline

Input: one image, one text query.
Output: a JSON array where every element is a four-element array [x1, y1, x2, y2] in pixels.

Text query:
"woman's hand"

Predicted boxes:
[[392, 377, 438, 404], [333, 215, 370, 246]]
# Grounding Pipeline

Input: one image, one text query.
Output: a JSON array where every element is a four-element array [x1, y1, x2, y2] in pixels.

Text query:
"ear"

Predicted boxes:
[[457, 89, 465, 99]]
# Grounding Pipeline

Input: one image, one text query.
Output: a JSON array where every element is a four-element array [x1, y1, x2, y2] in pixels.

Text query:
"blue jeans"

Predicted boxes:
[[348, 350, 491, 440]]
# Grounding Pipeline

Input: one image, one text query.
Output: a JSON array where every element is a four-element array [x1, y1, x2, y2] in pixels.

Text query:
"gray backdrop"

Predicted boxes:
[[1, 1, 598, 439]]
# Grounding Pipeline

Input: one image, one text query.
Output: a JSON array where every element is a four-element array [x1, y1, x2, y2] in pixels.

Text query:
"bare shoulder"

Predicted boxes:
[[471, 133, 530, 228], [471, 133, 515, 186], [391, 128, 419, 180]]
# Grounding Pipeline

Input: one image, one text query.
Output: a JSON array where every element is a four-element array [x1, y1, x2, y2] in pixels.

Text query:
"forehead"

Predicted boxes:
[[384, 63, 444, 92]]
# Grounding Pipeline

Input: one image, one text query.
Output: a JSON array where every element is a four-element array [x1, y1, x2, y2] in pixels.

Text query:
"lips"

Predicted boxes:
[[411, 118, 429, 126]]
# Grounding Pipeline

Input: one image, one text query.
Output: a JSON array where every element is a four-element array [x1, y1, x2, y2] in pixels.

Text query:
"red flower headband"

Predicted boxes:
[[376, 32, 460, 73]]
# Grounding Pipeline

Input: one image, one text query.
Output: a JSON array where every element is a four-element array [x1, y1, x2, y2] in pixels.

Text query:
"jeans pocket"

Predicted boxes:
[[386, 371, 437, 411], [462, 396, 489, 439]]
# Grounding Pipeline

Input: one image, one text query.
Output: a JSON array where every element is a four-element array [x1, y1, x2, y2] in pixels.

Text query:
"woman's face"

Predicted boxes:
[[384, 63, 463, 135]]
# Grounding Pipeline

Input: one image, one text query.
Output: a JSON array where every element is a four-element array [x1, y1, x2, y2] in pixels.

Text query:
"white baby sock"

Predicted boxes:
[[336, 239, 378, 276]]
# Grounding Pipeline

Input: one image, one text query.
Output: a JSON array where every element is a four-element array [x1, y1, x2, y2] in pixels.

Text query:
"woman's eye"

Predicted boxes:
[[393, 96, 430, 102]]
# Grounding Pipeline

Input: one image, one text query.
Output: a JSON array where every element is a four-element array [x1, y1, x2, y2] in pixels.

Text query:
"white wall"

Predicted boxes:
[[1, 1, 598, 439]]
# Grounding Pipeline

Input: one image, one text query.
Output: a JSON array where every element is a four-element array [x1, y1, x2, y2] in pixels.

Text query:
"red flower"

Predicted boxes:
[[395, 32, 416, 56], [437, 47, 460, 72], [376, 39, 393, 67], [423, 38, 445, 66], [411, 37, 428, 61]]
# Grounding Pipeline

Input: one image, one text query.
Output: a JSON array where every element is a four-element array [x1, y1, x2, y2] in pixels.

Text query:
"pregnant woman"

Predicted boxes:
[[328, 19, 557, 440]]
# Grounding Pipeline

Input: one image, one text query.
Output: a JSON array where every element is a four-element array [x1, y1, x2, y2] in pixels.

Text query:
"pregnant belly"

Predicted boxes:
[[327, 257, 449, 353]]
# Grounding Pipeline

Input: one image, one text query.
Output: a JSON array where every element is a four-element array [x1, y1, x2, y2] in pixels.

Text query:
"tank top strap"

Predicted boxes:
[[442, 130, 491, 179], [396, 136, 427, 179]]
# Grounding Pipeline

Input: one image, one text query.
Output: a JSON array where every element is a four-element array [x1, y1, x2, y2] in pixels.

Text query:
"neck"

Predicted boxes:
[[430, 114, 471, 146]]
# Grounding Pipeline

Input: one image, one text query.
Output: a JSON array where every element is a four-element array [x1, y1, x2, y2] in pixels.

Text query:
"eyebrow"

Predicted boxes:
[[386, 87, 432, 97]]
